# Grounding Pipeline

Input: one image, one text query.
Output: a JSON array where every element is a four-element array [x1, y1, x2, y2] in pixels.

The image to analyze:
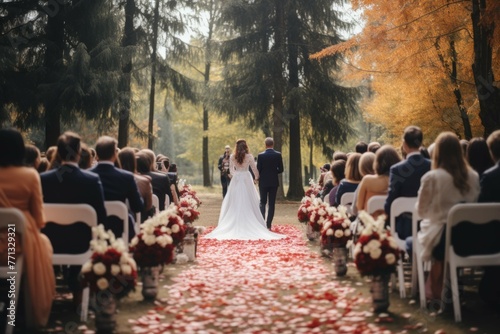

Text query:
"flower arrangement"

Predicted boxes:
[[179, 184, 202, 206], [81, 225, 137, 298], [353, 211, 400, 276], [304, 179, 322, 198], [306, 198, 332, 232], [175, 196, 201, 224], [129, 219, 175, 268], [320, 205, 352, 249], [148, 208, 187, 246], [297, 197, 313, 223]]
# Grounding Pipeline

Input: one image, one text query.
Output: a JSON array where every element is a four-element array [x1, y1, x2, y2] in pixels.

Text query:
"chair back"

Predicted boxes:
[[152, 194, 160, 215], [43, 203, 97, 265], [367, 195, 387, 215], [340, 192, 355, 214], [0, 208, 27, 334], [390, 197, 418, 249], [104, 201, 129, 245]]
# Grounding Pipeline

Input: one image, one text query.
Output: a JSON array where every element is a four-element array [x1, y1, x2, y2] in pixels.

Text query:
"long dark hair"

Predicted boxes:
[[234, 139, 249, 164]]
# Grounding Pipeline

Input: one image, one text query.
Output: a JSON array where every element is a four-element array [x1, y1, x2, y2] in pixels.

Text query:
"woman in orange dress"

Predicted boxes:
[[0, 128, 55, 328]]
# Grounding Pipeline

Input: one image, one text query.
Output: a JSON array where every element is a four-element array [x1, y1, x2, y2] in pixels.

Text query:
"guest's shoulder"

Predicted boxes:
[[482, 163, 500, 178]]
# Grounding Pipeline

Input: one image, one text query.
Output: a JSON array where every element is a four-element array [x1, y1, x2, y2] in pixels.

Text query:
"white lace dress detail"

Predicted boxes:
[[204, 154, 285, 240]]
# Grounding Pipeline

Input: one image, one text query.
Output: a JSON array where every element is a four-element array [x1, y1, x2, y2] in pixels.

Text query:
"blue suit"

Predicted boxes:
[[478, 162, 500, 203], [384, 153, 431, 239], [91, 163, 144, 240], [145, 171, 172, 211], [257, 148, 284, 228]]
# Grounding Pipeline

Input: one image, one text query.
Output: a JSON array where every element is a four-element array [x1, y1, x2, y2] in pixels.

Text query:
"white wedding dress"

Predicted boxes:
[[204, 153, 285, 240]]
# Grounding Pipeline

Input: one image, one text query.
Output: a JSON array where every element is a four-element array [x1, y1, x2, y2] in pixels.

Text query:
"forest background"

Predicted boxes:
[[1, 0, 499, 199]]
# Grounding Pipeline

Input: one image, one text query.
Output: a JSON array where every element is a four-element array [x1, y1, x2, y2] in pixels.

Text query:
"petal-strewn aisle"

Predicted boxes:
[[130, 225, 389, 334]]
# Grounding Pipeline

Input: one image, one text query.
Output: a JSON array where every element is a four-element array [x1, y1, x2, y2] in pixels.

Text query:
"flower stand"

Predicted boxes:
[[306, 223, 320, 241], [332, 246, 348, 276], [141, 266, 160, 300], [94, 293, 117, 334], [370, 274, 391, 312], [183, 233, 196, 262]]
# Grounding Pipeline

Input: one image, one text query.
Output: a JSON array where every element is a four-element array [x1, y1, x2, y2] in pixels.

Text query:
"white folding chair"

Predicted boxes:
[[441, 203, 500, 322], [340, 192, 355, 214], [165, 195, 170, 208], [389, 197, 418, 298], [152, 194, 160, 215], [367, 195, 387, 215], [0, 208, 29, 334], [411, 206, 429, 309], [43, 203, 97, 322], [104, 201, 129, 245]]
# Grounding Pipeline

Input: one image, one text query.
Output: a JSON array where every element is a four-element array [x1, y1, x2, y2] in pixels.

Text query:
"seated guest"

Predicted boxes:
[[417, 132, 479, 301], [40, 131, 107, 304], [37, 156, 49, 173], [384, 126, 431, 251], [477, 130, 500, 306], [137, 150, 173, 210], [317, 163, 331, 188], [24, 144, 41, 169], [46, 145, 62, 170], [332, 151, 348, 162], [78, 143, 93, 169], [0, 128, 55, 329], [168, 163, 181, 201], [351, 152, 376, 215], [118, 148, 154, 220], [356, 145, 401, 214], [355, 141, 368, 154], [335, 153, 363, 206], [91, 136, 143, 240], [466, 137, 494, 178], [368, 141, 381, 153], [327, 160, 346, 206]]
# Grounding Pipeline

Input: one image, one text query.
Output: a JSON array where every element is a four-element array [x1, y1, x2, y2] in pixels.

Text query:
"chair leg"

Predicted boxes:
[[80, 287, 90, 322], [411, 251, 418, 298], [398, 260, 406, 298], [449, 264, 462, 322], [415, 246, 427, 309]]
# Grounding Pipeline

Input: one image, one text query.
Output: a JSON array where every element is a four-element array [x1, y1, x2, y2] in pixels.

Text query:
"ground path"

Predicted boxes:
[[47, 190, 499, 333]]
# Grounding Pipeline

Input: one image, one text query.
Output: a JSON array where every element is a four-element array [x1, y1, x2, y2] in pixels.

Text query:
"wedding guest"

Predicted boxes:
[[318, 163, 331, 188], [118, 148, 153, 220], [168, 163, 181, 200], [332, 151, 348, 162], [384, 126, 431, 248], [46, 145, 62, 170], [0, 128, 55, 329], [24, 144, 41, 169], [355, 141, 368, 154], [350, 152, 376, 215], [356, 145, 401, 214], [416, 132, 479, 301], [91, 136, 143, 240], [37, 157, 49, 173], [218, 145, 231, 198], [368, 141, 381, 153], [40, 131, 107, 306], [477, 129, 500, 306], [335, 153, 363, 205], [419, 146, 431, 159], [327, 160, 346, 206], [78, 143, 93, 169], [139, 149, 174, 209], [460, 139, 469, 156], [466, 137, 494, 178]]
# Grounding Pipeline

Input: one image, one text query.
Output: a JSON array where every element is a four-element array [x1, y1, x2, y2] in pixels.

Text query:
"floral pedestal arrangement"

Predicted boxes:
[[140, 266, 161, 300], [353, 211, 400, 313], [332, 247, 349, 276], [320, 206, 352, 276], [81, 226, 137, 333]]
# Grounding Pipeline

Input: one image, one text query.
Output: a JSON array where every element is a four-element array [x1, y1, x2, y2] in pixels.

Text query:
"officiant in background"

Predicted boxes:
[[218, 145, 231, 198]]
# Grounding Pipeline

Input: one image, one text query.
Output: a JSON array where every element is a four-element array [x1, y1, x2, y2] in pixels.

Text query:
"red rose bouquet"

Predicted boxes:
[[81, 225, 137, 299], [320, 207, 352, 249], [129, 219, 175, 268], [175, 196, 200, 224], [152, 208, 187, 246], [304, 179, 322, 198], [353, 211, 400, 276], [179, 184, 202, 206], [297, 197, 313, 223], [307, 198, 332, 232]]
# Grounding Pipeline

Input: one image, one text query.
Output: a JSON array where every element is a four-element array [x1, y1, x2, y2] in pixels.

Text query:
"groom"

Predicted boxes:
[[257, 137, 284, 230]]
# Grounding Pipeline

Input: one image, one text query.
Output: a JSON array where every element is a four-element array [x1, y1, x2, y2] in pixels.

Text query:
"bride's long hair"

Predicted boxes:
[[234, 139, 249, 164]]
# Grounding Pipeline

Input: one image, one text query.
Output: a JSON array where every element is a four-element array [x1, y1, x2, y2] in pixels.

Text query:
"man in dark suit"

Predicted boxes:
[[384, 126, 430, 253], [91, 136, 143, 240], [257, 137, 284, 230], [40, 131, 107, 306], [139, 149, 173, 211]]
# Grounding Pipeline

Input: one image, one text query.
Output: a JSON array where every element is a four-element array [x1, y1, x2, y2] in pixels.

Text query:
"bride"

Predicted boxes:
[[204, 139, 285, 240]]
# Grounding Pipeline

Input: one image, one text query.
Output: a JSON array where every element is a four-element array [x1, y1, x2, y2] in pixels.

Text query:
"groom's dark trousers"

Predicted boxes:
[[257, 148, 284, 229]]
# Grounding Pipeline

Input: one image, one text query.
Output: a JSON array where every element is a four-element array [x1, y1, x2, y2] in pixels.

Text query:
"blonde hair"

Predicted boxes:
[[433, 132, 470, 194], [345, 153, 362, 182], [359, 152, 376, 176]]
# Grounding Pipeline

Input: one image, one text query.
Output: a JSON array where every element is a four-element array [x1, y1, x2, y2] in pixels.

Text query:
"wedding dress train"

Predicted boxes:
[[204, 153, 285, 240]]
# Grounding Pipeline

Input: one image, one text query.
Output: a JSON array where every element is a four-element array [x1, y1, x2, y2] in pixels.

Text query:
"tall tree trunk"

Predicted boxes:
[[308, 138, 313, 185], [286, 11, 304, 200], [118, 0, 136, 148], [43, 5, 65, 148], [202, 0, 215, 187], [471, 0, 500, 137], [148, 0, 160, 149], [273, 0, 286, 200]]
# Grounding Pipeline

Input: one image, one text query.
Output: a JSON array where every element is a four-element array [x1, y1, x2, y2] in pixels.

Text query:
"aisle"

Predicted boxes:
[[130, 225, 389, 333]]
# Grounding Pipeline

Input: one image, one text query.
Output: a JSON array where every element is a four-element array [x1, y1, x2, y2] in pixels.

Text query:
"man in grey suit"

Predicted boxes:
[[257, 137, 284, 230]]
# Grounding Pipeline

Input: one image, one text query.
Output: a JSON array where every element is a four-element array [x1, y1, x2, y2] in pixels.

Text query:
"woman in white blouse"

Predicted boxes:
[[416, 132, 480, 301]]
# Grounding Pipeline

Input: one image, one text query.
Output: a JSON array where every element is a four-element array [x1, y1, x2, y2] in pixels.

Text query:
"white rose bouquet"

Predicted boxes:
[[129, 219, 175, 268], [353, 211, 400, 276], [320, 205, 352, 249], [81, 225, 137, 298]]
